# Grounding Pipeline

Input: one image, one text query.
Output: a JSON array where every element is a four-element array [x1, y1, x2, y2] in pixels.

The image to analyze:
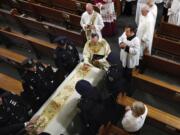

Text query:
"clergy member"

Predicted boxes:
[[168, 0, 180, 26], [80, 3, 104, 40], [119, 25, 140, 96], [135, 0, 147, 25], [147, 0, 158, 22], [94, 0, 117, 36], [136, 5, 155, 58], [136, 0, 157, 25], [83, 33, 111, 70]]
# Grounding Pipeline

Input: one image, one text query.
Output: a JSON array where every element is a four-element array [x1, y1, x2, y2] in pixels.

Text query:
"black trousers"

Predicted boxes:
[[122, 67, 134, 96], [163, 7, 169, 22], [123, 67, 132, 82], [155, 2, 164, 27], [123, 2, 133, 16]]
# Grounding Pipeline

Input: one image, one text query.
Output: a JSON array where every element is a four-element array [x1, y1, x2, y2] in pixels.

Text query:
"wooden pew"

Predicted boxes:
[[98, 123, 129, 135], [153, 35, 180, 59], [143, 54, 180, 77], [0, 8, 45, 34], [0, 47, 29, 67], [132, 70, 180, 102], [0, 27, 58, 58], [117, 96, 180, 135], [0, 9, 85, 47], [43, 23, 84, 46], [1, 0, 17, 8], [0, 73, 23, 95], [157, 21, 180, 41], [15, 0, 81, 30], [33, 0, 99, 15]]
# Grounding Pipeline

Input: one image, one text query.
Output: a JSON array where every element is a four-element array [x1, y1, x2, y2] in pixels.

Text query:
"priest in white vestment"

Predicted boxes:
[[80, 3, 104, 40], [136, 5, 155, 57], [147, 0, 158, 21], [83, 33, 111, 70], [136, 0, 157, 25], [168, 0, 180, 26], [135, 0, 147, 25]]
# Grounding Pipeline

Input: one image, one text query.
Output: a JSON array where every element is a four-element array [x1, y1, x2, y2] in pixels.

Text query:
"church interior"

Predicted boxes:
[[0, 0, 179, 135]]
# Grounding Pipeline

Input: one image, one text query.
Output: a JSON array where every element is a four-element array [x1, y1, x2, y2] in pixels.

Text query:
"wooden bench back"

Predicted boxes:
[[143, 54, 180, 77], [1, 0, 17, 8], [16, 0, 81, 30], [0, 9, 85, 47], [0, 47, 28, 67], [153, 35, 180, 57], [0, 73, 23, 95], [33, 0, 99, 15], [0, 26, 57, 57], [43, 23, 84, 46], [132, 71, 180, 102], [157, 21, 180, 41]]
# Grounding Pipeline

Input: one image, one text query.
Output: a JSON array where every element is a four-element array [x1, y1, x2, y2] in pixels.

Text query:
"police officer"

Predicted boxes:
[[35, 62, 61, 96], [0, 92, 33, 125], [0, 95, 10, 126], [21, 59, 63, 112], [20, 59, 46, 111], [44, 64, 65, 92], [53, 36, 80, 74], [0, 107, 40, 135]]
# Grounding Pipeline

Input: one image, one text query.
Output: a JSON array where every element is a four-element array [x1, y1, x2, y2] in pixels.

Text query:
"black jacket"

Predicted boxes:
[[54, 44, 79, 73], [0, 123, 25, 135]]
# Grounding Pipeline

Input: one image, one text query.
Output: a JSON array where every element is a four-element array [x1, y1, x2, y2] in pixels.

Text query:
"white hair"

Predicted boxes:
[[141, 4, 150, 12]]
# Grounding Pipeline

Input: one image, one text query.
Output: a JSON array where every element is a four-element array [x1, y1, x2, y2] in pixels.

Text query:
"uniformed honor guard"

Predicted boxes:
[[83, 33, 111, 70], [0, 95, 10, 126], [53, 36, 80, 75], [20, 60, 49, 111], [41, 64, 62, 92], [0, 93, 33, 125]]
